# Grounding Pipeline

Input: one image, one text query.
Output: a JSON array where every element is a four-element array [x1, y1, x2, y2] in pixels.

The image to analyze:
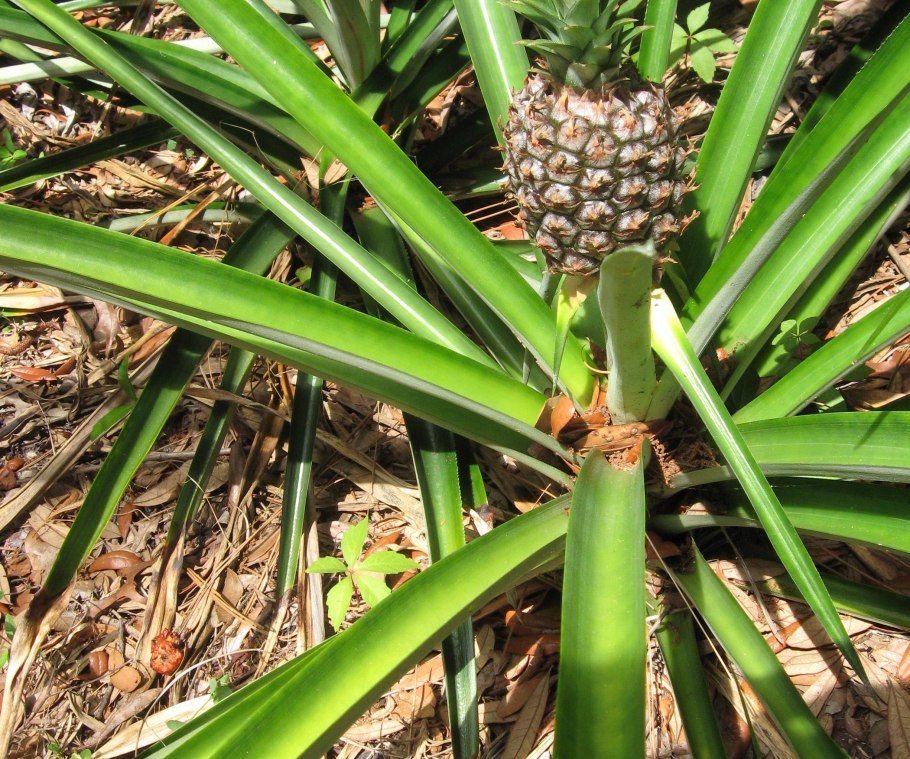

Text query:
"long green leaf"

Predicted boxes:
[[685, 11, 910, 320], [556, 451, 647, 758], [277, 247, 339, 598], [653, 479, 910, 555], [669, 548, 847, 758], [638, 0, 677, 82], [452, 0, 528, 142], [716, 93, 910, 388], [173, 0, 594, 402], [0, 119, 179, 192], [670, 412, 910, 489], [735, 285, 910, 424], [141, 494, 571, 758], [43, 330, 211, 596], [756, 571, 910, 631], [42, 209, 298, 597], [773, 4, 910, 172], [654, 608, 726, 759], [407, 417, 478, 759], [597, 244, 657, 423], [650, 290, 869, 692], [0, 203, 550, 454], [14, 0, 488, 367], [678, 0, 823, 283]]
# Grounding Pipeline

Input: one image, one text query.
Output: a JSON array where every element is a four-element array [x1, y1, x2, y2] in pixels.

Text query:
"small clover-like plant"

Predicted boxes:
[[306, 518, 420, 631], [670, 3, 737, 83], [0, 129, 27, 168], [209, 673, 233, 703]]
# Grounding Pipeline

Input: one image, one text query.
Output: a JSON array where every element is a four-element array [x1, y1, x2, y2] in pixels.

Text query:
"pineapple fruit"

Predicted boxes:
[[503, 0, 690, 276]]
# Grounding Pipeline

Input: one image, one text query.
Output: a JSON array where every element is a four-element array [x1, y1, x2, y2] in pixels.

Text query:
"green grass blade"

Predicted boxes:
[[556, 450, 647, 758], [669, 548, 847, 758], [141, 494, 571, 758], [653, 479, 910, 555], [650, 290, 869, 692], [406, 417, 478, 759], [654, 608, 726, 759], [451, 0, 527, 142], [678, 0, 823, 283], [670, 412, 910, 489], [172, 0, 594, 401], [638, 0, 677, 82], [735, 285, 910, 424]]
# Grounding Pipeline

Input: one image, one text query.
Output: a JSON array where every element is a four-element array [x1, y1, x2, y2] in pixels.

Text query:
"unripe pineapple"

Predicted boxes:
[[503, 0, 690, 276]]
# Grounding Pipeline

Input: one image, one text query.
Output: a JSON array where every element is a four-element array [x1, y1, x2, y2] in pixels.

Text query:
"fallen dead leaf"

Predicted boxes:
[[88, 549, 147, 574], [888, 681, 910, 757], [499, 670, 550, 759], [93, 694, 213, 758], [8, 365, 58, 382], [110, 664, 144, 693], [898, 641, 910, 686]]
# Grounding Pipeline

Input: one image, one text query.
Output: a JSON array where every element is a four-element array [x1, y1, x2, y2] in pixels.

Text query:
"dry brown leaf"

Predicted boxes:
[[110, 664, 144, 693], [888, 681, 910, 757], [88, 549, 147, 574], [496, 672, 548, 718], [803, 666, 843, 718], [8, 365, 58, 382], [22, 529, 57, 581], [504, 633, 560, 657], [391, 682, 436, 722], [504, 609, 560, 636], [0, 587, 73, 756], [898, 641, 910, 685], [131, 462, 191, 508], [214, 569, 244, 624], [777, 648, 843, 686], [474, 624, 495, 670], [780, 615, 872, 650], [93, 694, 213, 758], [343, 716, 407, 743], [499, 670, 550, 759], [0, 283, 66, 310]]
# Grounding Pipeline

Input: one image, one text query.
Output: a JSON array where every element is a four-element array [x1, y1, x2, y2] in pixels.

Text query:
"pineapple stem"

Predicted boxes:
[[597, 243, 657, 423]]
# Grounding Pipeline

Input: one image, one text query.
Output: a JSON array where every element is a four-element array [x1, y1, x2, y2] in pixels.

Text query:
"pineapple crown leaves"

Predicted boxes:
[[508, 0, 646, 89]]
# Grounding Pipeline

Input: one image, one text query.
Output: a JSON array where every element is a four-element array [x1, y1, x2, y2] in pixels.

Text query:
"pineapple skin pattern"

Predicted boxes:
[[503, 73, 688, 276]]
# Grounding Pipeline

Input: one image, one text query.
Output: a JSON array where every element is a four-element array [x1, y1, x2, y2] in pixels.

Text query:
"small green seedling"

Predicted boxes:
[[209, 673, 233, 703], [670, 3, 737, 83], [47, 744, 91, 759], [0, 129, 27, 168], [306, 518, 419, 631]]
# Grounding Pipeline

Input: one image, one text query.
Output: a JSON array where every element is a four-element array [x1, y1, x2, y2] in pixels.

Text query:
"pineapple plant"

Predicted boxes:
[[502, 0, 690, 276]]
